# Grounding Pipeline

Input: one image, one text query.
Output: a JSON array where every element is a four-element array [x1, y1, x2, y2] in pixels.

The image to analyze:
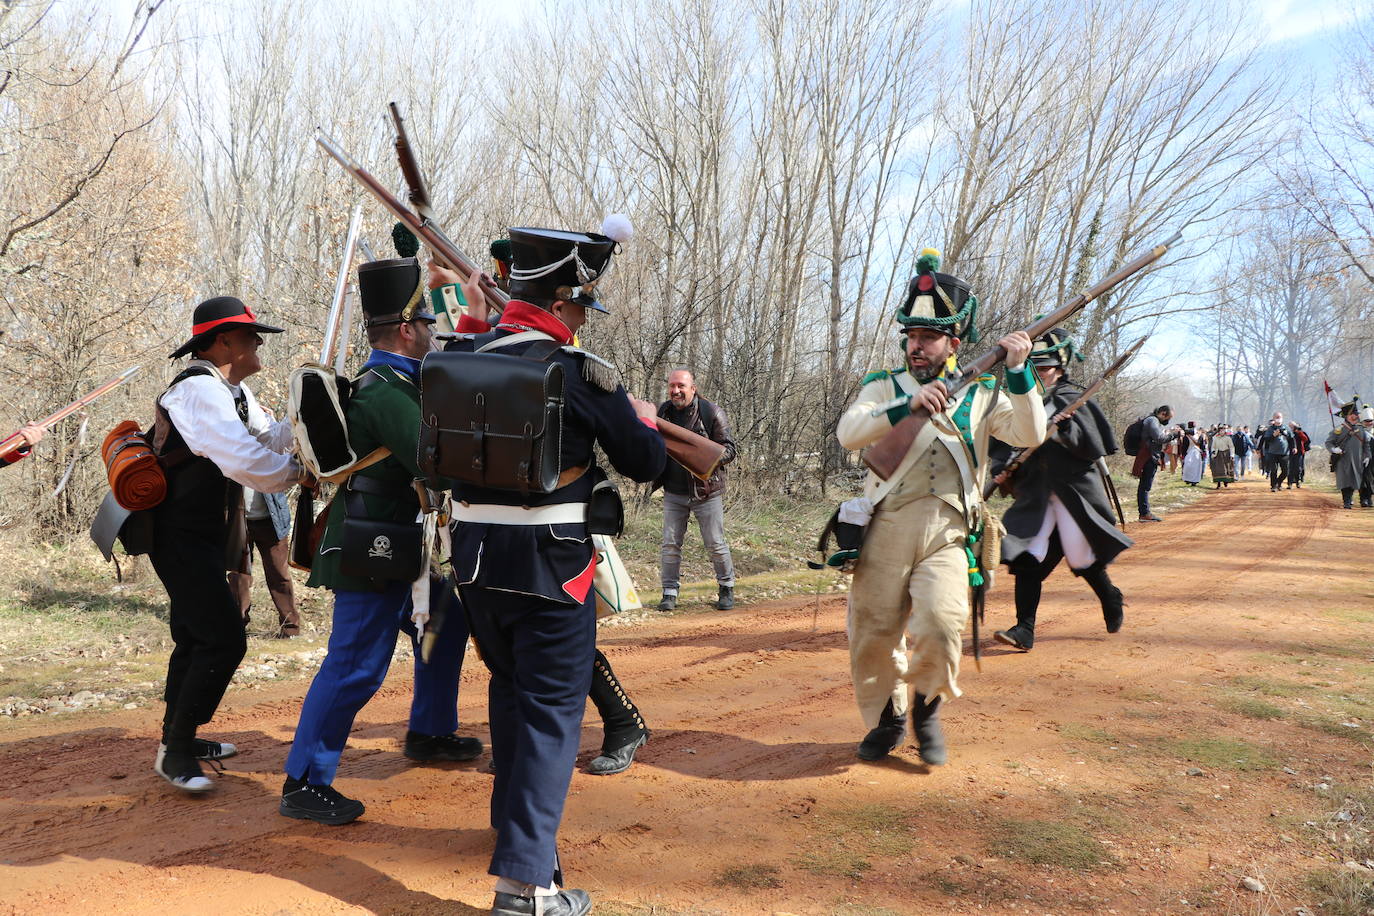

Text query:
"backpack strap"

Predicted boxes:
[[152, 365, 217, 467]]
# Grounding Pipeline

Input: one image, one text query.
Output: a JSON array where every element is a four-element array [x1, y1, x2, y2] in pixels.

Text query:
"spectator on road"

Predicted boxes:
[[1288, 423, 1310, 489], [1256, 413, 1295, 492], [1180, 422, 1206, 486], [1133, 405, 1180, 522], [1210, 426, 1235, 489], [1232, 425, 1255, 477], [656, 369, 740, 611]]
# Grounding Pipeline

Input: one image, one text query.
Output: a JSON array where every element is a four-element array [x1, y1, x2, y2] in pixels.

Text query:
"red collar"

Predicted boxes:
[[496, 301, 574, 345]]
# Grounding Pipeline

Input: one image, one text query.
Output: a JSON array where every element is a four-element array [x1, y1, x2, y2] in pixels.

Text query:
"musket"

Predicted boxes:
[[321, 203, 364, 370], [389, 102, 461, 332], [981, 336, 1148, 501], [0, 366, 140, 459], [289, 207, 363, 572], [315, 129, 508, 318], [316, 127, 726, 481], [862, 233, 1182, 480]]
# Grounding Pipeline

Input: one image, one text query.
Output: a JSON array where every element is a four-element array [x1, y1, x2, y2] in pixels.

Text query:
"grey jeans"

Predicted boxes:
[[660, 491, 735, 593]]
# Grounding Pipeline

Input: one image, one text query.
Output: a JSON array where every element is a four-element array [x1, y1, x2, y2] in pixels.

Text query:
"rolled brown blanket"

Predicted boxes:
[[102, 420, 166, 510]]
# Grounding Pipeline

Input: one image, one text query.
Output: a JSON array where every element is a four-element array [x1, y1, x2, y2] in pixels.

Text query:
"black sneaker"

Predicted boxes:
[[404, 730, 483, 762], [279, 779, 365, 825], [157, 738, 237, 768], [714, 586, 735, 610], [154, 750, 214, 794], [491, 888, 591, 916], [656, 593, 678, 611], [993, 624, 1034, 651]]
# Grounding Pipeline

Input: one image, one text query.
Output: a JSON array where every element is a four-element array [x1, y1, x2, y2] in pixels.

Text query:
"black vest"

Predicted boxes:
[[154, 366, 250, 565]]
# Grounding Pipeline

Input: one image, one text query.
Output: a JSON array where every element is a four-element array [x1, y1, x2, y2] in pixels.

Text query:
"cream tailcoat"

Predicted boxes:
[[837, 369, 1046, 727]]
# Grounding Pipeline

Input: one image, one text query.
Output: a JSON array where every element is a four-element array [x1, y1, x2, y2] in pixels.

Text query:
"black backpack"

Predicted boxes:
[[1122, 417, 1147, 457]]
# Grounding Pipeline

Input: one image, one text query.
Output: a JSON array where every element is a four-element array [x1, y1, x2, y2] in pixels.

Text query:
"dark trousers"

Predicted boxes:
[[151, 529, 247, 753], [1288, 453, 1305, 485], [1268, 456, 1288, 490], [1136, 456, 1159, 517], [227, 517, 298, 627], [461, 585, 597, 888], [284, 577, 469, 785]]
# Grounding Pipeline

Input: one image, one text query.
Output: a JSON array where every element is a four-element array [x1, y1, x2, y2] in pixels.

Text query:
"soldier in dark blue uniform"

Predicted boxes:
[[442, 224, 665, 916]]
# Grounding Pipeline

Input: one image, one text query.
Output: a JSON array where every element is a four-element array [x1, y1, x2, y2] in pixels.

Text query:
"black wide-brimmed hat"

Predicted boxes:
[[1030, 326, 1084, 368], [507, 227, 621, 313], [359, 257, 435, 328], [896, 248, 978, 342], [170, 296, 284, 359]]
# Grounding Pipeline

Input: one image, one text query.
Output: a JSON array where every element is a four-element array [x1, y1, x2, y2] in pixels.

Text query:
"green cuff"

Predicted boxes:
[[430, 284, 466, 318], [1005, 363, 1036, 395]]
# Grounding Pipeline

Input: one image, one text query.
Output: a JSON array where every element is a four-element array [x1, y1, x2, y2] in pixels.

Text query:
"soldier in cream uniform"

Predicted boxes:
[[837, 249, 1046, 765]]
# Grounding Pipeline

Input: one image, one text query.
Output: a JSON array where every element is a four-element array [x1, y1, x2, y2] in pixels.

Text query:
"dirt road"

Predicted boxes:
[[2, 484, 1371, 914]]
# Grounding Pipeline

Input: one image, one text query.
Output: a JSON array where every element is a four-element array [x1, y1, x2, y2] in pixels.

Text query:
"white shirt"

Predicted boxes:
[[159, 359, 300, 493]]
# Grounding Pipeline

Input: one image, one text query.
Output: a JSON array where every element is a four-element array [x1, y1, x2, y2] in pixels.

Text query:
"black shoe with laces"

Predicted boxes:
[[279, 777, 365, 825], [404, 730, 483, 762], [491, 888, 591, 916]]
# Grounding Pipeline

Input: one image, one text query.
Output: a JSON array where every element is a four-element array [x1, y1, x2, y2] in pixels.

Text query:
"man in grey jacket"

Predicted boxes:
[[1136, 405, 1180, 522], [656, 369, 740, 611]]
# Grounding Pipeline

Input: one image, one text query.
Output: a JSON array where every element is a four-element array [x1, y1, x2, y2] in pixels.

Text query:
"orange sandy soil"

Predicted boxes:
[[1, 483, 1370, 915]]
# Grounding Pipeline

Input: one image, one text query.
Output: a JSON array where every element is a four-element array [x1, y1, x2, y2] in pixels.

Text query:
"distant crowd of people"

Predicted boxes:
[[1132, 403, 1374, 514]]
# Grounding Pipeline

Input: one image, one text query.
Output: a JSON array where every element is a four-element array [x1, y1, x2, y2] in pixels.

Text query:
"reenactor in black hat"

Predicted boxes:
[[991, 327, 1132, 652], [440, 218, 665, 916], [1326, 401, 1372, 509], [279, 256, 480, 825], [153, 297, 310, 793]]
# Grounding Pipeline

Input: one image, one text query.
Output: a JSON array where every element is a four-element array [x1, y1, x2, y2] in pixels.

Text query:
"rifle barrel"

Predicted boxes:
[[980, 336, 1147, 500], [948, 234, 1179, 400], [321, 203, 363, 366], [0, 366, 140, 458], [315, 129, 508, 316]]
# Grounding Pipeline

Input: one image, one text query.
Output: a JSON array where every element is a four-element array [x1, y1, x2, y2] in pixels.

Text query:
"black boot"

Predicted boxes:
[[995, 571, 1041, 651], [1080, 563, 1124, 633], [856, 698, 907, 761], [911, 694, 946, 766], [586, 650, 648, 775]]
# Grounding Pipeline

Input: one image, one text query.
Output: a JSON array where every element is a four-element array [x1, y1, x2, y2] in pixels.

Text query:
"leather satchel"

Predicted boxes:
[[337, 488, 424, 584], [418, 340, 565, 495]]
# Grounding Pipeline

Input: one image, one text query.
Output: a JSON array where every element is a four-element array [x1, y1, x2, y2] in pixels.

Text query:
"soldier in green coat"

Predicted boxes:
[[280, 256, 479, 825]]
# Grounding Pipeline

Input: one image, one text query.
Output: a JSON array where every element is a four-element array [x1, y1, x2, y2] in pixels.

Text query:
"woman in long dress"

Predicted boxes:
[[1181, 425, 1206, 485], [1209, 426, 1235, 488]]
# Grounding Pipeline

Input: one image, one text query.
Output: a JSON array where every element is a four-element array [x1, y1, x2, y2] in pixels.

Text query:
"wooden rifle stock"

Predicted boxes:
[[656, 418, 726, 481], [862, 233, 1180, 480], [0, 366, 140, 459], [980, 336, 1147, 500]]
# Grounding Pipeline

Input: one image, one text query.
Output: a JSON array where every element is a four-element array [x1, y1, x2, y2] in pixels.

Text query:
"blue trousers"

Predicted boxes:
[[284, 576, 469, 785], [461, 585, 596, 888]]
